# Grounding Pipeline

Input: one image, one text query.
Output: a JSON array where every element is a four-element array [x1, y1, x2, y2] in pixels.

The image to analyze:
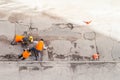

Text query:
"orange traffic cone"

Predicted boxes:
[[83, 20, 92, 24]]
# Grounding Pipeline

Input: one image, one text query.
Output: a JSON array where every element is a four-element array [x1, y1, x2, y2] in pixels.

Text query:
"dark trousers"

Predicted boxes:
[[18, 55, 25, 60], [30, 47, 43, 61]]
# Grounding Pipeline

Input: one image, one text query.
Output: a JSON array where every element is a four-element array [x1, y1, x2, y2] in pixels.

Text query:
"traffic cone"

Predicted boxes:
[[83, 20, 92, 24]]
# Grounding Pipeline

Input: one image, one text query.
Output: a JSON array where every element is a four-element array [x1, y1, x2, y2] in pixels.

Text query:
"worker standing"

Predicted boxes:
[[29, 39, 45, 61], [92, 53, 99, 60]]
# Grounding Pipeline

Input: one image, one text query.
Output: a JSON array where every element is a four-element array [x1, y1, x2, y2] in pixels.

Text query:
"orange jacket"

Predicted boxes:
[[22, 50, 30, 59], [15, 35, 25, 42], [35, 41, 44, 51], [92, 53, 99, 60]]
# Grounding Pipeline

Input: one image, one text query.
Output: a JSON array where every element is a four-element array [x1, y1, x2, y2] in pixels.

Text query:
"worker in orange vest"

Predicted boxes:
[[18, 49, 31, 60], [14, 35, 33, 43], [29, 39, 45, 61], [92, 53, 99, 60], [11, 35, 34, 47], [11, 34, 25, 45], [15, 35, 25, 42]]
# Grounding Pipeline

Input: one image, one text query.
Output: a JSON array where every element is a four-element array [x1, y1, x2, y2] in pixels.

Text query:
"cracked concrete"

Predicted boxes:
[[0, 0, 120, 80], [0, 62, 120, 80], [0, 13, 120, 79]]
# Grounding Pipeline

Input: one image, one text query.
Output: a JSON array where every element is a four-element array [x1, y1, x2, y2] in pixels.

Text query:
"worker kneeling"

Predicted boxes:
[[11, 35, 25, 44], [21, 36, 33, 47], [18, 49, 31, 60], [11, 34, 26, 46], [29, 39, 45, 61], [11, 35, 33, 46], [92, 53, 99, 60]]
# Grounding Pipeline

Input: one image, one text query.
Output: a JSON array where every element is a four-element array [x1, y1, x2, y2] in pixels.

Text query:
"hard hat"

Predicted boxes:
[[29, 36, 33, 42], [29, 36, 33, 39]]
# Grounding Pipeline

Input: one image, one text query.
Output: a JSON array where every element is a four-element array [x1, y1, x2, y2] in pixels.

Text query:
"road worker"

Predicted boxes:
[[21, 36, 34, 47], [11, 34, 25, 45], [29, 39, 45, 61], [11, 35, 34, 47], [92, 53, 99, 60], [15, 34, 25, 43], [18, 49, 31, 60]]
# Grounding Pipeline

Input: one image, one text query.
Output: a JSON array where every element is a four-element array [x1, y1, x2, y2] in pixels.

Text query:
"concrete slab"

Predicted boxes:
[[0, 0, 120, 80], [0, 21, 14, 40], [0, 62, 120, 80]]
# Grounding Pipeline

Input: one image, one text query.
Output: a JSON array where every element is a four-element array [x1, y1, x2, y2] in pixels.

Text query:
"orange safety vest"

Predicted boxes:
[[92, 53, 99, 60], [35, 41, 44, 51], [15, 35, 25, 42], [22, 50, 30, 59]]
